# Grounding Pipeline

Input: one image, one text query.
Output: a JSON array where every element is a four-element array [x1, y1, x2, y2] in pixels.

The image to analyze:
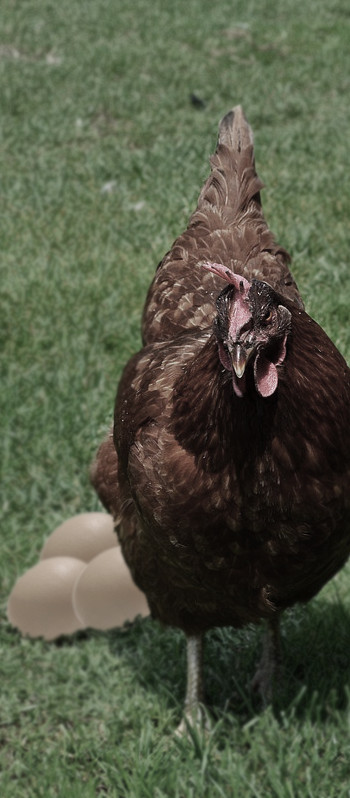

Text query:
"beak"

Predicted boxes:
[[230, 344, 254, 379]]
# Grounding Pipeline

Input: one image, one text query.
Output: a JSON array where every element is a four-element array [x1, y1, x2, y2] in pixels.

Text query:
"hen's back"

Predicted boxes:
[[142, 106, 303, 345]]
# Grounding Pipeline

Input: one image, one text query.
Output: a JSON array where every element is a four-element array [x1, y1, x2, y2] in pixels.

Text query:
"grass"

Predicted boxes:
[[1, 0, 350, 794]]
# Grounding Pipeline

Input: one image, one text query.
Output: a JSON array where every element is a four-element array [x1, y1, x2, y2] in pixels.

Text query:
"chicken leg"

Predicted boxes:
[[251, 616, 282, 704], [175, 633, 205, 735]]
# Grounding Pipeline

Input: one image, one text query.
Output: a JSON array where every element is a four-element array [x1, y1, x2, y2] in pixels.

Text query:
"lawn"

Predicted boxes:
[[1, 0, 350, 795]]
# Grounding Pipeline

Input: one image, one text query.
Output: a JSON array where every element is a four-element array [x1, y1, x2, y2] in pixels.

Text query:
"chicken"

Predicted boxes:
[[92, 107, 350, 727]]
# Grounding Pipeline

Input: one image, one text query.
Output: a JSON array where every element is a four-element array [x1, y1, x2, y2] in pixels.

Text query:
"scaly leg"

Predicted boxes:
[[175, 633, 205, 735], [251, 616, 282, 704]]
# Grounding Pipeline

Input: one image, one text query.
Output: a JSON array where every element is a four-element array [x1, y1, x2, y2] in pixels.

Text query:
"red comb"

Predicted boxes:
[[202, 262, 251, 293]]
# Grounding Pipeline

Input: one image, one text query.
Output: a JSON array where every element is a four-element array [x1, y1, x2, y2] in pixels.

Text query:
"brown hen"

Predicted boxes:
[[92, 107, 350, 726]]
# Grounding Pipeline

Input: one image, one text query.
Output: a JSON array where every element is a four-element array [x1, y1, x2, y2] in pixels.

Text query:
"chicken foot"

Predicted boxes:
[[175, 633, 206, 736], [251, 616, 282, 704]]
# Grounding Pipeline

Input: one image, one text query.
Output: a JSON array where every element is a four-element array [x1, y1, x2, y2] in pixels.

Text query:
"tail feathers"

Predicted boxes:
[[189, 107, 303, 308], [193, 106, 264, 226], [141, 106, 303, 345], [217, 106, 253, 152]]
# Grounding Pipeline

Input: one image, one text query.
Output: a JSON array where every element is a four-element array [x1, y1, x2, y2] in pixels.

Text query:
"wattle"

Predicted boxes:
[[254, 354, 278, 397]]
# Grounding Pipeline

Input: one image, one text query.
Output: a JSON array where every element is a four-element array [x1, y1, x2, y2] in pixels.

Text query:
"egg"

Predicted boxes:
[[7, 557, 86, 640], [73, 547, 149, 630], [40, 512, 116, 563]]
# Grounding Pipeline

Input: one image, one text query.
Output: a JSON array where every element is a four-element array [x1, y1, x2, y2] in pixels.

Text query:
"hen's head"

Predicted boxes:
[[204, 262, 292, 398]]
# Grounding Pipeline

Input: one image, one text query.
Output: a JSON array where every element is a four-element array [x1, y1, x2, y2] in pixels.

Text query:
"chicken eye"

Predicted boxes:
[[262, 309, 274, 325]]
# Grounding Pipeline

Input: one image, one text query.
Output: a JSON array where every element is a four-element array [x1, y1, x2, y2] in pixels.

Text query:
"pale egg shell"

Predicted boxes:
[[7, 557, 86, 640], [73, 547, 149, 630], [40, 512, 117, 563]]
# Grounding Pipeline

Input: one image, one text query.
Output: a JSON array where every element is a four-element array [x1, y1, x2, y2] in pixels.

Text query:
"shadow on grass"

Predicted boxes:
[[100, 597, 350, 725], [53, 595, 350, 730]]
